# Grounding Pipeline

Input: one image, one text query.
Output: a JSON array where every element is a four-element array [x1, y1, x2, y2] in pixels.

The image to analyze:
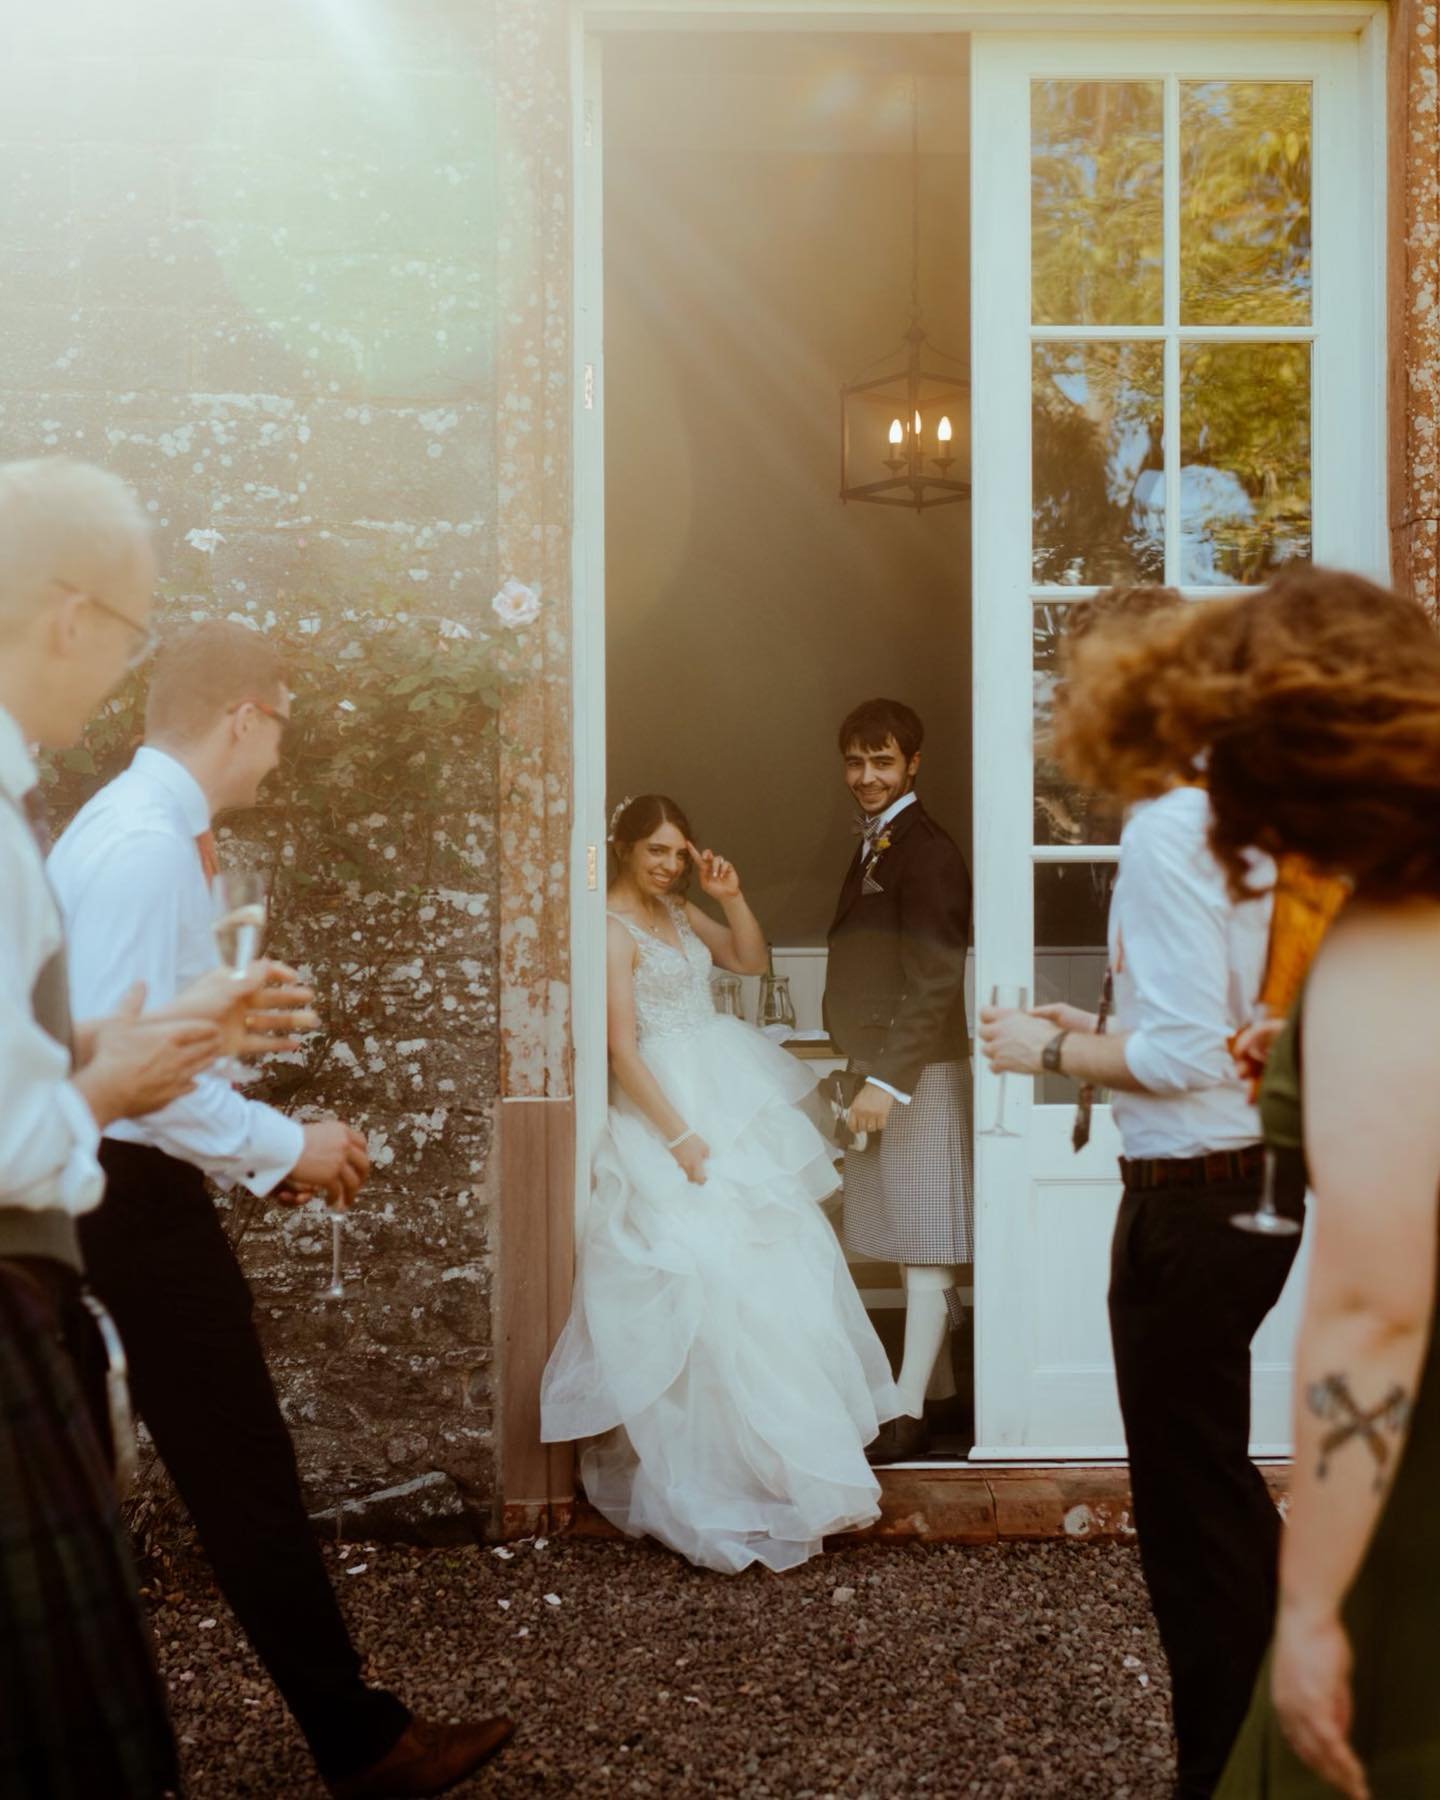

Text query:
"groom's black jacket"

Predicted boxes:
[[823, 800, 972, 1096]]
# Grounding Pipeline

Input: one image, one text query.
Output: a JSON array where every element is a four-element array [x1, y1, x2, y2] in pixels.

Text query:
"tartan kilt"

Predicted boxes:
[[842, 1059, 974, 1267], [0, 1263, 179, 1799]]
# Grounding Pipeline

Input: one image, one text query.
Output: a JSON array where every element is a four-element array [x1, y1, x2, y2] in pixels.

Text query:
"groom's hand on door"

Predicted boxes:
[[846, 1083, 895, 1136]]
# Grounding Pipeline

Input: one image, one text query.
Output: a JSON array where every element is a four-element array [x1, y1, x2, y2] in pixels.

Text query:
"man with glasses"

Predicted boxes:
[[49, 622, 516, 1794], [978, 585, 1302, 1800]]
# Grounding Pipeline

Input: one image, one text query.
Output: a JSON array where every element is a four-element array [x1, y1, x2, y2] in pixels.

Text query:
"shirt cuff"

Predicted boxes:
[[866, 1078, 913, 1105], [235, 1106, 307, 1198], [56, 1081, 106, 1216]]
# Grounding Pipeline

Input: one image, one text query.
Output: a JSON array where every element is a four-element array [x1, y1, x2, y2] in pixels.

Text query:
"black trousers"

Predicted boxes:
[[82, 1142, 409, 1783], [1108, 1163, 1304, 1800]]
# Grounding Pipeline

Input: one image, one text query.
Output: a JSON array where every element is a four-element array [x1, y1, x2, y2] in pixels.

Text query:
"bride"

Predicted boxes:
[[541, 794, 900, 1573]]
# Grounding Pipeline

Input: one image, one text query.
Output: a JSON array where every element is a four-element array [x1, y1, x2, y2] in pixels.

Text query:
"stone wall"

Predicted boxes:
[[0, 0, 539, 1531], [1391, 0, 1440, 615]]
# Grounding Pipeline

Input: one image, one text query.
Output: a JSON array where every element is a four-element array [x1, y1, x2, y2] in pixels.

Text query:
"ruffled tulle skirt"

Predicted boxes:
[[540, 1016, 899, 1573]]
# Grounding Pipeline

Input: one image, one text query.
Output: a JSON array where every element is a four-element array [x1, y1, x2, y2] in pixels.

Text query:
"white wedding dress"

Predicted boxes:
[[540, 898, 899, 1574]]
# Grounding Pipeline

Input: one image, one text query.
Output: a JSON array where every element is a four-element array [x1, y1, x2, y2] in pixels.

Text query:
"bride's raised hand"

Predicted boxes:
[[686, 839, 741, 903]]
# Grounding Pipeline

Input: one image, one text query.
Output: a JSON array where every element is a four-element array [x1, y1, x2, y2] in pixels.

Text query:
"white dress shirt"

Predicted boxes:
[[0, 705, 105, 1215], [857, 791, 919, 1106], [1110, 785, 1273, 1159], [48, 746, 304, 1195]]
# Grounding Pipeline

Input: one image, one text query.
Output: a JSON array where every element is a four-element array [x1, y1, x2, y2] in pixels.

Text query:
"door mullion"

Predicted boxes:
[[1162, 72, 1182, 590]]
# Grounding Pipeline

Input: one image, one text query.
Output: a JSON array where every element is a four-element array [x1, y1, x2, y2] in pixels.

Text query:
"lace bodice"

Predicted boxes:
[[609, 899, 717, 1044]]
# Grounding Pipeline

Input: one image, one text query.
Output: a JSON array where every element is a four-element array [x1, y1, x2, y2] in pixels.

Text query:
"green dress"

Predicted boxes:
[[1216, 1013, 1440, 1797]]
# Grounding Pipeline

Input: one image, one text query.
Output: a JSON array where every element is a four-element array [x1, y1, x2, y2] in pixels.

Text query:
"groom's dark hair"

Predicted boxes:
[[837, 698, 924, 763]]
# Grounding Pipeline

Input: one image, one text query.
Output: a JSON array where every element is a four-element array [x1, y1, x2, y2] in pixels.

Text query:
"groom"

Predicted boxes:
[[823, 699, 973, 1463]]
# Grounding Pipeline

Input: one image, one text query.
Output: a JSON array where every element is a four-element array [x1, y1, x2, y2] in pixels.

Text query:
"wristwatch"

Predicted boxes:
[[1041, 1029, 1069, 1075]]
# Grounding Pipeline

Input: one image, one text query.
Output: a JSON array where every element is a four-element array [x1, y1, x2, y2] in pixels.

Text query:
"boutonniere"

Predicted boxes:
[[862, 833, 893, 895]]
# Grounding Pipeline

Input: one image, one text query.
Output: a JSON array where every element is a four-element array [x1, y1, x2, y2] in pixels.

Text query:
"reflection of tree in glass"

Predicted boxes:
[[1033, 343, 1165, 586], [1031, 80, 1164, 325], [1181, 82, 1311, 325], [1181, 342, 1311, 584], [1032, 603, 1125, 846]]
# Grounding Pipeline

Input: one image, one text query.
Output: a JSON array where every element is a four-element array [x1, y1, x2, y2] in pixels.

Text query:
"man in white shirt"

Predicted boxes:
[[981, 595, 1304, 1800], [0, 456, 230, 1798], [50, 619, 515, 1798]]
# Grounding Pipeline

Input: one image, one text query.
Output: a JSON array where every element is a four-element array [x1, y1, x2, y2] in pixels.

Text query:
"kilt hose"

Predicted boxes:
[[0, 1260, 179, 1800]]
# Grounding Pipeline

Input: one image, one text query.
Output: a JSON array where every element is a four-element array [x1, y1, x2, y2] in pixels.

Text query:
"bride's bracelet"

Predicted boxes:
[[666, 1129, 696, 1151]]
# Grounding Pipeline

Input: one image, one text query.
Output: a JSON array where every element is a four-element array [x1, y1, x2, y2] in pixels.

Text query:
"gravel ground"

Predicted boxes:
[[149, 1535, 1177, 1799]]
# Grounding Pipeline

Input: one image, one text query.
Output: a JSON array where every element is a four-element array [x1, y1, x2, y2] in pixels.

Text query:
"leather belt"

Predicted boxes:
[[1119, 1143, 1265, 1192]]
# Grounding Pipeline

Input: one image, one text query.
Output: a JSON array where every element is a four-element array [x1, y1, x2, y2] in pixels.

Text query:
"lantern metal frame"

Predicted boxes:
[[839, 320, 971, 510], [839, 78, 971, 513]]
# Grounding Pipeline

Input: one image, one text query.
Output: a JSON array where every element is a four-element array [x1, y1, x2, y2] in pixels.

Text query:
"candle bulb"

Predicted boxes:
[[938, 415, 953, 443], [913, 409, 923, 437], [888, 418, 904, 446]]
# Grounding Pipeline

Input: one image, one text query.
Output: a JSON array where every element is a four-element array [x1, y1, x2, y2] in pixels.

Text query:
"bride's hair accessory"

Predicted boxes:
[[607, 795, 636, 843]]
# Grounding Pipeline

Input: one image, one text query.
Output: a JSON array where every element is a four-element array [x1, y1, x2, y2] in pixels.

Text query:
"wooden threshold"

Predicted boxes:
[[559, 1462, 1290, 1547]]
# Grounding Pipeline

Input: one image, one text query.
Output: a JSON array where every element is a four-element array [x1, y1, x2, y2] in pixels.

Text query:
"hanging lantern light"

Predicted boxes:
[[839, 80, 970, 512]]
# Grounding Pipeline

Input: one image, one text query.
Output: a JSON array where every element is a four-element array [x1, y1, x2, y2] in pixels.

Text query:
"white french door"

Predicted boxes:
[[969, 29, 1386, 1457]]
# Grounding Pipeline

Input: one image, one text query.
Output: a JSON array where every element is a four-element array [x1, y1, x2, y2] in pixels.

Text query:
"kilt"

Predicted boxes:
[[0, 1261, 179, 1799], [842, 1059, 974, 1266]]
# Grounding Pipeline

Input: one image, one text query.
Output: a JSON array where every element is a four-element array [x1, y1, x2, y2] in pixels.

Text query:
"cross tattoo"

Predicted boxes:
[[1307, 1374, 1412, 1491]]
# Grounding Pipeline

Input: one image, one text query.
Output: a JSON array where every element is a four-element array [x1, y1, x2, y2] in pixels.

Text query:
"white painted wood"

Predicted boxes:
[[970, 27, 1383, 1457], [571, 26, 611, 1231], [582, 3, 1384, 34]]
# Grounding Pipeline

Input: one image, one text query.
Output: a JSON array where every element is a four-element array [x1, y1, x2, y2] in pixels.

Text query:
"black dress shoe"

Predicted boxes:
[[866, 1413, 931, 1465]]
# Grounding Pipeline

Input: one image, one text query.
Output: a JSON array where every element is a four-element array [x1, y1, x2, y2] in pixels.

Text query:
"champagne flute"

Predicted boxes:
[[1231, 1148, 1301, 1237], [980, 983, 1029, 1138], [322, 1200, 347, 1301], [212, 870, 269, 982]]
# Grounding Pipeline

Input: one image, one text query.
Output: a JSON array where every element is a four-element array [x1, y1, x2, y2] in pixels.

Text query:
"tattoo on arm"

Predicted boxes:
[[1306, 1373, 1413, 1490]]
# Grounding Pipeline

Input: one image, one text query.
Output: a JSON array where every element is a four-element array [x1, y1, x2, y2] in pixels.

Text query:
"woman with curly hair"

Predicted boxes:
[[1063, 568, 1440, 1800]]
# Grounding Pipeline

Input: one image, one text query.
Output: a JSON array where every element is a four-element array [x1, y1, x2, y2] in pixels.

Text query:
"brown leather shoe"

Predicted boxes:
[[326, 1717, 516, 1799]]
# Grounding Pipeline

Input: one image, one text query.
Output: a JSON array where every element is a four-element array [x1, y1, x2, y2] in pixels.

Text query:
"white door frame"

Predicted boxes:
[[567, 0, 1389, 1437]]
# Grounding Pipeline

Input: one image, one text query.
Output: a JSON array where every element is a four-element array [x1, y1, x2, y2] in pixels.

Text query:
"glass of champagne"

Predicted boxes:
[[322, 1200, 347, 1301], [212, 870, 269, 982], [980, 983, 1029, 1138], [1231, 1148, 1301, 1238]]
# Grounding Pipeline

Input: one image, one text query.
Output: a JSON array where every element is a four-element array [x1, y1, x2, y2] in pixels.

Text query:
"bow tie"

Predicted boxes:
[[853, 813, 888, 844]]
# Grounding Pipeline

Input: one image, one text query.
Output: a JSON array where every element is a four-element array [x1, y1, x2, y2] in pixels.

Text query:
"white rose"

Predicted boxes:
[[491, 577, 542, 629]]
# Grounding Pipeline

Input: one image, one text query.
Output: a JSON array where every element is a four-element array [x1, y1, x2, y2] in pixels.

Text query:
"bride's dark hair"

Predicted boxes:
[[609, 794, 695, 889]]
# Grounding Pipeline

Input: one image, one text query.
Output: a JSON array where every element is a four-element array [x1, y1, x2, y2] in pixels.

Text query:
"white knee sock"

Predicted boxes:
[[895, 1264, 959, 1419]]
